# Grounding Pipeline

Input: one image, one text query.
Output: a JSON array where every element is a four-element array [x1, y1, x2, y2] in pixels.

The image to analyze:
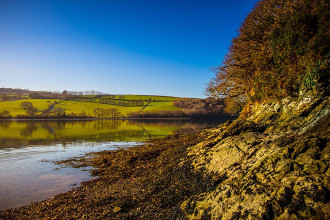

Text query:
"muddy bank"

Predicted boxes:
[[1, 91, 329, 219]]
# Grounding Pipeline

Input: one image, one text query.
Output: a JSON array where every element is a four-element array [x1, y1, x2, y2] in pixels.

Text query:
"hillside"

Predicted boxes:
[[0, 95, 181, 118], [0, 93, 227, 119]]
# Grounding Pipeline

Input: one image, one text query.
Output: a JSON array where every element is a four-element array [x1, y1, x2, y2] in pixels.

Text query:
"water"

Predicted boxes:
[[0, 119, 221, 210]]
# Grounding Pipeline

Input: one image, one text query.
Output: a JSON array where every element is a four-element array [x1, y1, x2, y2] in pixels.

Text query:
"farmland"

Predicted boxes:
[[0, 95, 182, 118]]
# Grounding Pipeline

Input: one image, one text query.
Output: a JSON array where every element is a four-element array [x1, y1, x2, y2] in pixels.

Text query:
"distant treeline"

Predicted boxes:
[[0, 88, 112, 101], [72, 96, 148, 107], [128, 97, 233, 119]]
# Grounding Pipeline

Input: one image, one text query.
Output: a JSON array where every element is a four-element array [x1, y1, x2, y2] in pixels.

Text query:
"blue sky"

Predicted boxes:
[[0, 0, 259, 98]]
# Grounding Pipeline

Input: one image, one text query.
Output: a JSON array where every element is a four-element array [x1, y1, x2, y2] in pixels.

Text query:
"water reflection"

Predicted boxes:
[[0, 119, 225, 210], [0, 119, 222, 149], [93, 119, 122, 130], [20, 122, 38, 137]]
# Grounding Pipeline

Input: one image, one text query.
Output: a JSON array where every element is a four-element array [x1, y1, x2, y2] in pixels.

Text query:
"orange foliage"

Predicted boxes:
[[206, 0, 330, 105]]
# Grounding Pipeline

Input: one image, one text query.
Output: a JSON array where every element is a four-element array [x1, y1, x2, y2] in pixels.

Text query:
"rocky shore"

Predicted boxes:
[[1, 90, 329, 219]]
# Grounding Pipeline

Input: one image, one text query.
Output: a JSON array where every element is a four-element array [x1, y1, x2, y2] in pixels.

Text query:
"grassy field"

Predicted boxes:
[[0, 95, 182, 117], [0, 99, 60, 116]]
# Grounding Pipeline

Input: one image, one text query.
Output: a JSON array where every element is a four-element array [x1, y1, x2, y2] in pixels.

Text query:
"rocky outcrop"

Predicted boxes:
[[180, 90, 329, 219]]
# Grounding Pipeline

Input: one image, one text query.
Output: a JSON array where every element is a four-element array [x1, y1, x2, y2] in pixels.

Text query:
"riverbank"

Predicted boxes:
[[1, 91, 329, 219], [0, 132, 212, 219], [0, 117, 190, 121]]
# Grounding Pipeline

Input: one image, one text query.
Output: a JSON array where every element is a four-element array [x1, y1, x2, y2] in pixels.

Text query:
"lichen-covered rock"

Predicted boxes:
[[180, 92, 329, 219]]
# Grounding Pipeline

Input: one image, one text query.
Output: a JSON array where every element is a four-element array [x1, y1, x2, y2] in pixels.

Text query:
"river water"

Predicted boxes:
[[0, 119, 222, 210]]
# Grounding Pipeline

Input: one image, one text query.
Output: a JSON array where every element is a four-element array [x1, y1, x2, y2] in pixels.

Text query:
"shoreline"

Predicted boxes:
[[0, 117, 191, 121], [0, 132, 209, 219]]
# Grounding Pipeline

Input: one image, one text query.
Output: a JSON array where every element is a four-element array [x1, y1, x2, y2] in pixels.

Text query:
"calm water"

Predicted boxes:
[[0, 119, 221, 210]]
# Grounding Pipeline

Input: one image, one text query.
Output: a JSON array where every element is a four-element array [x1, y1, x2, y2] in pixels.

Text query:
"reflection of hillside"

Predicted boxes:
[[0, 130, 155, 149], [0, 119, 220, 149]]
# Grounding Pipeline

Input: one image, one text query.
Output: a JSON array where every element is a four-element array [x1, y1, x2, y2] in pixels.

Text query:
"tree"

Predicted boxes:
[[1, 94, 8, 101], [79, 111, 87, 117], [20, 101, 33, 110], [118, 95, 125, 100], [206, 0, 330, 108], [94, 108, 103, 119], [29, 92, 42, 99], [26, 107, 39, 117], [0, 110, 12, 118]]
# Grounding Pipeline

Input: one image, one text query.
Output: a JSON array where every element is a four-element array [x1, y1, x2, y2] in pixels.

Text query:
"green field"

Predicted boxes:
[[0, 95, 182, 117]]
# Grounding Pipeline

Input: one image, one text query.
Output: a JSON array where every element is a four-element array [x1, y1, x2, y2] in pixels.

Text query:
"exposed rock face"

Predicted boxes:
[[180, 91, 329, 219]]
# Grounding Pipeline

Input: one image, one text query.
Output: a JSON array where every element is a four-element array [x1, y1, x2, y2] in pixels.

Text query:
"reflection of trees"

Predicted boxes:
[[127, 119, 221, 135], [20, 122, 38, 137], [139, 125, 152, 139], [127, 119, 185, 127], [41, 122, 57, 136], [77, 121, 87, 127], [49, 121, 66, 130], [40, 121, 66, 137], [93, 120, 123, 130], [0, 120, 12, 129]]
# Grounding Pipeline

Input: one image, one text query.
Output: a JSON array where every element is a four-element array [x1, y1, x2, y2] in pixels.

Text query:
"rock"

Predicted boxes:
[[180, 92, 330, 219], [113, 206, 121, 213]]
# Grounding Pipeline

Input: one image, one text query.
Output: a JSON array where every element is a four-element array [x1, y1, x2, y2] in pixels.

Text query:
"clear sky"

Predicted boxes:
[[0, 0, 259, 98]]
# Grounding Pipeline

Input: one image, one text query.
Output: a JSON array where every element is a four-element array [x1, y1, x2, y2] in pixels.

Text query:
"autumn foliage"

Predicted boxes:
[[206, 0, 330, 105]]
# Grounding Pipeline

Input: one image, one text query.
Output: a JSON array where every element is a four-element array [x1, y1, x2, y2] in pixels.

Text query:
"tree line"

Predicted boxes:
[[93, 108, 122, 119]]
